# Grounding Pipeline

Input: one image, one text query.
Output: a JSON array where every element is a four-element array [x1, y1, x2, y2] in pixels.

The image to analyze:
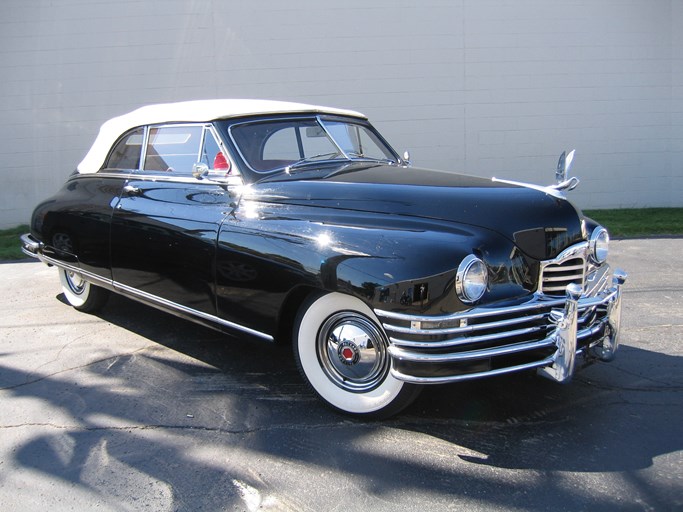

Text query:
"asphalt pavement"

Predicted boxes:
[[0, 238, 681, 511]]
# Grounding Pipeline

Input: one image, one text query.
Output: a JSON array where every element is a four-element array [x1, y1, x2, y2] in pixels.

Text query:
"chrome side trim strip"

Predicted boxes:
[[38, 254, 114, 289], [112, 281, 274, 342], [75, 172, 241, 187], [26, 241, 273, 342]]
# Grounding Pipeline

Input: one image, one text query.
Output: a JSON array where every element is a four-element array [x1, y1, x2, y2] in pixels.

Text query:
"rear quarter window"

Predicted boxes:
[[105, 128, 144, 170]]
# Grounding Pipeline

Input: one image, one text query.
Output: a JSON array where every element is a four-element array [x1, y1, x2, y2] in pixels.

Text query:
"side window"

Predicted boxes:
[[144, 125, 202, 173], [105, 128, 144, 170]]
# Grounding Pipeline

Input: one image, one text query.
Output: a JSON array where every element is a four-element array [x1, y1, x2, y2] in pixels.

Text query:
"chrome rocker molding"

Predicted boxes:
[[20, 234, 274, 342], [376, 267, 627, 385]]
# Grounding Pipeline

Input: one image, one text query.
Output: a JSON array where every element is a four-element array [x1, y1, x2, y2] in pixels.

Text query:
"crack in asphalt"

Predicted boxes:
[[25, 325, 119, 381], [0, 420, 369, 436], [579, 382, 683, 392], [0, 345, 156, 392]]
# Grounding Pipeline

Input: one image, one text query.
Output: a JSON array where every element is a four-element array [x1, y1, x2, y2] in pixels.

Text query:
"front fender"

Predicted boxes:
[[328, 219, 539, 316], [215, 200, 541, 334]]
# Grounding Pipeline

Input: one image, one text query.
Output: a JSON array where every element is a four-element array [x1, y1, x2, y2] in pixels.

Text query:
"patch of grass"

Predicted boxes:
[[583, 208, 683, 238], [0, 225, 30, 261]]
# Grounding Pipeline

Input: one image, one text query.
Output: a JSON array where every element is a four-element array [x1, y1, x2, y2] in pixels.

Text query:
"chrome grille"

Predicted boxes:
[[374, 261, 615, 384], [373, 242, 617, 385], [540, 257, 585, 295]]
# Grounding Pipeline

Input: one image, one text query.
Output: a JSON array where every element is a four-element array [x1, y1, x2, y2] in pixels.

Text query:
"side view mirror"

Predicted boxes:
[[402, 150, 411, 166], [193, 162, 242, 187], [192, 162, 209, 180]]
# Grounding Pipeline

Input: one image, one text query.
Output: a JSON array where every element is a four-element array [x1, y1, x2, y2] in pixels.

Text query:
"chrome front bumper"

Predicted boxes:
[[375, 268, 627, 385], [20, 233, 43, 258]]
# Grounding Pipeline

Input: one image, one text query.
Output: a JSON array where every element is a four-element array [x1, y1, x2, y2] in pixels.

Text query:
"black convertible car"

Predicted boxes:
[[22, 99, 626, 417]]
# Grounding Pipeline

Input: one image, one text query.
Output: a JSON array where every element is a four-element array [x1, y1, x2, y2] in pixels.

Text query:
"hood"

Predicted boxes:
[[248, 164, 584, 260]]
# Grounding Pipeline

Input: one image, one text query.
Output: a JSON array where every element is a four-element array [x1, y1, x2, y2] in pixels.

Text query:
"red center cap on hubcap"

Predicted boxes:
[[342, 347, 355, 360]]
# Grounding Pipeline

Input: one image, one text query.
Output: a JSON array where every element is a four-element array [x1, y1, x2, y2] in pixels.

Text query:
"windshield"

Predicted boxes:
[[229, 117, 398, 173]]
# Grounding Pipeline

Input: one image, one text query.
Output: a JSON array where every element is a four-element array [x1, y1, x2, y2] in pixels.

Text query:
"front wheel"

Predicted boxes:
[[59, 269, 110, 313], [293, 292, 421, 418]]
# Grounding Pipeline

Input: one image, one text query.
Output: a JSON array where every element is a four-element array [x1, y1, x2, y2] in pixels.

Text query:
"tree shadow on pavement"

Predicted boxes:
[[3, 293, 681, 511]]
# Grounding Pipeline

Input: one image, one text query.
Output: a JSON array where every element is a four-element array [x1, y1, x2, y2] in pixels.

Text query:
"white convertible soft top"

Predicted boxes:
[[77, 99, 366, 174]]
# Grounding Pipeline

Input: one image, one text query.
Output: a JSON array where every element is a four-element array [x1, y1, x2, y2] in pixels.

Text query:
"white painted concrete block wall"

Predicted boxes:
[[673, 0, 683, 201], [1, 0, 680, 228]]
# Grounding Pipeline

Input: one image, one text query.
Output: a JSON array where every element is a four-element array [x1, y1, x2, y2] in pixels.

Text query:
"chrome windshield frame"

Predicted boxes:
[[226, 114, 400, 175]]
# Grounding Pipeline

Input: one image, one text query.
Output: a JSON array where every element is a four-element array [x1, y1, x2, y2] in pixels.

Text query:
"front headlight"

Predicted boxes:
[[456, 255, 488, 303], [590, 227, 609, 264]]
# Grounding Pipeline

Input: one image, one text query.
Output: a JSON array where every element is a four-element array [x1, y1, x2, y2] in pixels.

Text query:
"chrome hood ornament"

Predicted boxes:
[[552, 149, 580, 192]]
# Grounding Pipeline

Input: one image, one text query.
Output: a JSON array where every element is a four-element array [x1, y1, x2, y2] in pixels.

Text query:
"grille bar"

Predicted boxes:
[[541, 256, 585, 295], [383, 313, 546, 337], [389, 324, 547, 349], [389, 337, 556, 363]]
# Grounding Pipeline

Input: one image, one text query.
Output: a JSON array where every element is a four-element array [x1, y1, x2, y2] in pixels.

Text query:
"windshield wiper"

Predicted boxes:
[[287, 152, 345, 169], [346, 152, 396, 165]]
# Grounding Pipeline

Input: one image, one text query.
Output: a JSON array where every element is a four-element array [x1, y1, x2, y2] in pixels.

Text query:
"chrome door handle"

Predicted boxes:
[[122, 185, 141, 196]]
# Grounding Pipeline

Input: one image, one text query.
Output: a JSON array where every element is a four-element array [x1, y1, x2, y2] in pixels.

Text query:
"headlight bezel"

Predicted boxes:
[[590, 226, 609, 264], [455, 254, 488, 304]]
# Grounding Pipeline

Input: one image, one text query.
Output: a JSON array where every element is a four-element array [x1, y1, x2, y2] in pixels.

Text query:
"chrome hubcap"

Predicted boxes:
[[317, 312, 389, 393], [65, 271, 86, 295]]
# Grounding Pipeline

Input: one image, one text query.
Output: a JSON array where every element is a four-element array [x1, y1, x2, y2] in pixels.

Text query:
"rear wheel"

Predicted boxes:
[[59, 269, 110, 313], [293, 292, 420, 418]]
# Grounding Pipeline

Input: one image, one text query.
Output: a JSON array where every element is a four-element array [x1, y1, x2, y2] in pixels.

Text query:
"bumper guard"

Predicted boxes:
[[536, 269, 625, 381]]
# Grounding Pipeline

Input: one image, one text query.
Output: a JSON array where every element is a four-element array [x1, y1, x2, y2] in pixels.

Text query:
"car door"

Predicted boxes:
[[110, 124, 232, 316], [42, 128, 144, 280]]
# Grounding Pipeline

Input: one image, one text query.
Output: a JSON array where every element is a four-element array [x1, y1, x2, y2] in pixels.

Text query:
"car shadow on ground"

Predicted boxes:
[[5, 292, 682, 510]]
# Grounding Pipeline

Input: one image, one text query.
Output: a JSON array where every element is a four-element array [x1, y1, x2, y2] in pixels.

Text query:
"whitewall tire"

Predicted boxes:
[[59, 269, 109, 313], [293, 292, 420, 418]]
